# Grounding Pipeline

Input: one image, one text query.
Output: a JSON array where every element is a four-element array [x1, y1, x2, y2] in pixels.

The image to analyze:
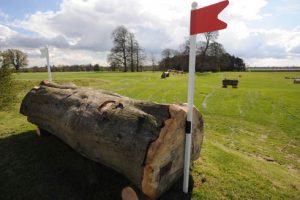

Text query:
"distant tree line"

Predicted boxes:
[[107, 29, 245, 72], [19, 64, 162, 73], [19, 64, 110, 73], [159, 32, 246, 72], [247, 67, 300, 72]]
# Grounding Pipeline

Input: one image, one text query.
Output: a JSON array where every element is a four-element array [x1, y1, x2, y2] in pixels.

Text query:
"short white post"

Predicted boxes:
[[46, 46, 52, 81], [183, 1, 198, 194], [40, 46, 52, 81], [0, 56, 3, 67]]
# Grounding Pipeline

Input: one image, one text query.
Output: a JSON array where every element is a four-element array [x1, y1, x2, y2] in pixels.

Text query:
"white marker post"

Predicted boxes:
[[183, 1, 198, 195], [40, 46, 52, 81]]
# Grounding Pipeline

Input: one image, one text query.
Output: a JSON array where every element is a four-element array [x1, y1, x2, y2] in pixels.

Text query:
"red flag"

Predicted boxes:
[[190, 0, 229, 35]]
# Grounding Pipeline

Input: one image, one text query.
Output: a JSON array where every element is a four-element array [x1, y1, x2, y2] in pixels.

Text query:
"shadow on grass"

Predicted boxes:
[[195, 72, 213, 76], [0, 131, 193, 200]]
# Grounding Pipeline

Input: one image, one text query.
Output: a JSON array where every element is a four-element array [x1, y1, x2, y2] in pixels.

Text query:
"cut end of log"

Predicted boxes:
[[33, 86, 40, 90], [141, 104, 203, 199], [121, 187, 139, 200]]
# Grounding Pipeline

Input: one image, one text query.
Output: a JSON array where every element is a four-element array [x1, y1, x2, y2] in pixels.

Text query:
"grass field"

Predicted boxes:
[[0, 71, 299, 199]]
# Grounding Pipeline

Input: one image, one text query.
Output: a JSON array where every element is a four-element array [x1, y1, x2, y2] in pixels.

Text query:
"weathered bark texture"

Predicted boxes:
[[20, 81, 204, 199]]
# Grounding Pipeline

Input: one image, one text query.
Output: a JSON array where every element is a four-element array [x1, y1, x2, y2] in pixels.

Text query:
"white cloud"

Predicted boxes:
[[25, 47, 108, 67], [219, 22, 300, 66], [227, 0, 268, 20], [18, 11, 58, 38], [290, 44, 300, 54], [258, 28, 300, 51], [0, 24, 17, 40], [248, 57, 300, 67]]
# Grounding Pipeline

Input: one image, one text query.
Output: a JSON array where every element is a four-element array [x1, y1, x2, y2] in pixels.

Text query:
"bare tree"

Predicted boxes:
[[135, 42, 140, 71], [136, 44, 146, 72], [5, 49, 28, 70], [207, 42, 225, 71], [151, 53, 156, 72], [196, 31, 219, 71], [108, 26, 144, 72], [161, 48, 173, 59], [107, 52, 122, 70], [128, 32, 136, 72], [199, 31, 219, 56], [207, 42, 225, 57], [180, 39, 207, 58], [108, 26, 130, 72], [160, 48, 174, 70], [180, 39, 190, 56]]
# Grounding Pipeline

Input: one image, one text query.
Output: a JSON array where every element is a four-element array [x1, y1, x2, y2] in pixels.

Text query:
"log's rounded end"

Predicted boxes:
[[36, 127, 41, 136], [141, 104, 203, 199], [121, 187, 139, 200], [36, 127, 51, 137]]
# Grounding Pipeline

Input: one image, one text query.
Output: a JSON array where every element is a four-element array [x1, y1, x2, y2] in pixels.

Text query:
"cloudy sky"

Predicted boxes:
[[0, 0, 300, 67]]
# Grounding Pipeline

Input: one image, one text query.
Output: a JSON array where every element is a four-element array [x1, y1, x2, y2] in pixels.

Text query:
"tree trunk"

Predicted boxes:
[[122, 42, 127, 72], [129, 35, 134, 72], [20, 81, 204, 199], [136, 46, 139, 72]]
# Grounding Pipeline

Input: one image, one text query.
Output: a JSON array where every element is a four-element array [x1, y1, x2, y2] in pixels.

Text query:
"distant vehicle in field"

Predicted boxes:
[[161, 71, 170, 78], [161, 69, 184, 79], [222, 79, 238, 88]]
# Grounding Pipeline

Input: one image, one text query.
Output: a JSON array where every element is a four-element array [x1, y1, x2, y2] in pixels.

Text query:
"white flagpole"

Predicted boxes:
[[183, 1, 198, 194], [45, 46, 52, 81]]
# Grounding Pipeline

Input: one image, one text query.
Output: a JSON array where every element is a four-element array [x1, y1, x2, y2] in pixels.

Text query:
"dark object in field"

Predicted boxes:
[[222, 79, 238, 88], [294, 79, 300, 84], [285, 76, 300, 79], [168, 69, 184, 74], [161, 69, 184, 79], [161, 71, 170, 78], [20, 81, 204, 199]]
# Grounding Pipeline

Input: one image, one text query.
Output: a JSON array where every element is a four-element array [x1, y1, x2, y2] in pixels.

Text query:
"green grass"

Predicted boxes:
[[0, 71, 299, 199]]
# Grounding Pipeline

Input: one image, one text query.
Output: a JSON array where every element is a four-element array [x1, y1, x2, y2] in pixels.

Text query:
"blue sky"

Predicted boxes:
[[253, 0, 300, 29], [0, 0, 61, 19], [0, 0, 300, 67]]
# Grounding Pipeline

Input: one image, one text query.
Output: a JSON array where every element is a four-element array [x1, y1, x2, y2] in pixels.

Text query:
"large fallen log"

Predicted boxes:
[[20, 81, 204, 199]]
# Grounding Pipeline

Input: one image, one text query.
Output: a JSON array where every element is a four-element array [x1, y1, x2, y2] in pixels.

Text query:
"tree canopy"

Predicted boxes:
[[160, 32, 245, 72], [0, 51, 16, 110], [4, 49, 28, 71]]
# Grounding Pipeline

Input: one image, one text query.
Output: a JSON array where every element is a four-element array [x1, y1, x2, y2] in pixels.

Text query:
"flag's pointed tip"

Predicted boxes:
[[223, 0, 229, 10], [190, 0, 229, 35], [224, 0, 229, 5]]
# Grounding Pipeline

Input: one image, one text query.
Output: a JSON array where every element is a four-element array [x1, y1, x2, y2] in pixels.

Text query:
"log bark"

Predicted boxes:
[[20, 81, 204, 199]]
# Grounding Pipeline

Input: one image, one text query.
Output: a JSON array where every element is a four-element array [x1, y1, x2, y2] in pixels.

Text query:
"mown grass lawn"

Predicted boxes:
[[0, 71, 299, 199]]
